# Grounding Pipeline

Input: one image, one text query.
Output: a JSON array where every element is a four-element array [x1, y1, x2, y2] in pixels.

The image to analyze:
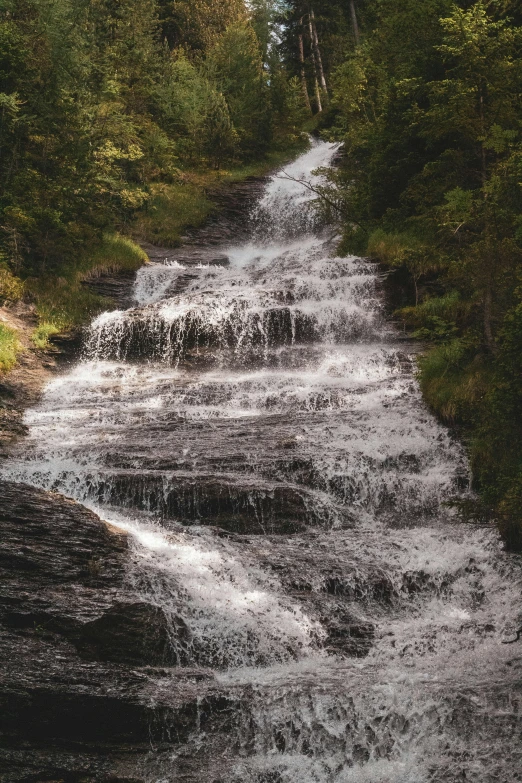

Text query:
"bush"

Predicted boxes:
[[0, 266, 24, 304], [0, 323, 21, 371], [132, 182, 215, 247]]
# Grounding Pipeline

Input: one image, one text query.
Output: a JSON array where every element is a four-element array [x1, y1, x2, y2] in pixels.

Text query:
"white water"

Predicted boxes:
[[3, 140, 521, 781]]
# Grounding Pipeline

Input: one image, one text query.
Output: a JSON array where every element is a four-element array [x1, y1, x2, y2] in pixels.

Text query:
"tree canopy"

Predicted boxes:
[[0, 0, 306, 276]]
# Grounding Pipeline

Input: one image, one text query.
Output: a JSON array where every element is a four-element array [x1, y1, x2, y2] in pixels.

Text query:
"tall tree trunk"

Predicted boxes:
[[349, 0, 360, 44], [310, 9, 328, 98], [298, 33, 312, 113], [308, 18, 322, 112]]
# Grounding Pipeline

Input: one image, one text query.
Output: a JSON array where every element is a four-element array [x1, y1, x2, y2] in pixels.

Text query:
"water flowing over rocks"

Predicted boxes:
[[1, 140, 522, 782], [0, 481, 241, 782]]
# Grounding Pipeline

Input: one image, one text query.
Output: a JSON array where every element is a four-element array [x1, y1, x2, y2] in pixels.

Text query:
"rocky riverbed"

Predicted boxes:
[[1, 141, 521, 783]]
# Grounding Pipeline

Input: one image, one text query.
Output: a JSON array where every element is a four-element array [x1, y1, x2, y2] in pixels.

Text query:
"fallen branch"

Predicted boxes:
[[276, 171, 367, 232]]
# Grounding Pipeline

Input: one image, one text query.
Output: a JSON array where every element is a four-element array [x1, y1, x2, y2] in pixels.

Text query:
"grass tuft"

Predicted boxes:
[[133, 182, 215, 247], [27, 233, 147, 335], [0, 323, 22, 371], [367, 229, 424, 265], [78, 233, 148, 278], [31, 322, 61, 349], [417, 341, 486, 423]]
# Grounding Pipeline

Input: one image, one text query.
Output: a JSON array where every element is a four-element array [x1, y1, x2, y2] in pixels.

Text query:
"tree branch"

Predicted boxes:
[[276, 171, 367, 231]]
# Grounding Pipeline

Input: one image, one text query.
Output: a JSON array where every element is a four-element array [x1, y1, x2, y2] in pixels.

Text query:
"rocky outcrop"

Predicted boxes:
[[0, 480, 384, 781], [0, 481, 235, 782], [0, 480, 127, 634], [89, 472, 314, 534], [76, 601, 189, 666]]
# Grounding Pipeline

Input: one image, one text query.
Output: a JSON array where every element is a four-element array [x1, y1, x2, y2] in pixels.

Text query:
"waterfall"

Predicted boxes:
[[3, 139, 521, 782]]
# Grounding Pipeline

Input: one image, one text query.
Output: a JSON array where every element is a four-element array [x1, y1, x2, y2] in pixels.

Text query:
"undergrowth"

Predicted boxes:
[[26, 233, 147, 340], [0, 265, 24, 304], [0, 323, 21, 371], [132, 142, 309, 247], [132, 181, 215, 247]]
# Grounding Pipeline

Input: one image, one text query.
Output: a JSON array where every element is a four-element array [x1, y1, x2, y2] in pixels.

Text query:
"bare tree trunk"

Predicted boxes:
[[310, 9, 328, 98], [298, 33, 312, 113], [308, 18, 322, 112], [349, 0, 360, 44]]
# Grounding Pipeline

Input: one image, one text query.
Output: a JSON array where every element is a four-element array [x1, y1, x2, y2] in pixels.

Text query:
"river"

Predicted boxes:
[[3, 140, 521, 782]]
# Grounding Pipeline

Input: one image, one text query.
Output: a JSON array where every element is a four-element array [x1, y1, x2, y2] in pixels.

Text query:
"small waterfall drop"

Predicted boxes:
[[3, 139, 521, 782]]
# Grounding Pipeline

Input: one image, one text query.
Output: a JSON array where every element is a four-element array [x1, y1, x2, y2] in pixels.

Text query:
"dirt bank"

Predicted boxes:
[[0, 303, 58, 455]]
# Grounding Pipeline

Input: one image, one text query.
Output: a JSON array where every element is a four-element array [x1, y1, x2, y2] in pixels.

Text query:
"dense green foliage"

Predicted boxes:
[[0, 0, 307, 327], [287, 0, 522, 548]]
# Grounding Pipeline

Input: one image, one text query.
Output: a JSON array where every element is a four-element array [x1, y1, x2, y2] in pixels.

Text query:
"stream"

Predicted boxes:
[[3, 140, 522, 782]]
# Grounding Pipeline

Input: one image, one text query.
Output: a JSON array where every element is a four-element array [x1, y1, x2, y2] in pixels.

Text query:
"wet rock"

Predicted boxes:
[[0, 627, 238, 782], [322, 612, 375, 657], [0, 480, 127, 586], [76, 601, 189, 666], [0, 481, 241, 781], [82, 268, 140, 309], [90, 471, 315, 534], [0, 479, 128, 639], [279, 438, 297, 450], [87, 304, 318, 365], [248, 533, 400, 607]]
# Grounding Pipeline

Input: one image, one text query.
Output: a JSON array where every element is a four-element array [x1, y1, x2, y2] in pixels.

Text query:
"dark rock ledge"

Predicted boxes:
[[0, 481, 237, 783]]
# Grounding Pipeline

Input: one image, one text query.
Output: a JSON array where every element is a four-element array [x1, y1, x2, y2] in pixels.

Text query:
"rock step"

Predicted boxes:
[[0, 481, 241, 781], [84, 470, 336, 533], [88, 306, 320, 364]]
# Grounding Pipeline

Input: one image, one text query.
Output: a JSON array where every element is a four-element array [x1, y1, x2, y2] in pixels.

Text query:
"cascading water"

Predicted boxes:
[[3, 140, 521, 781]]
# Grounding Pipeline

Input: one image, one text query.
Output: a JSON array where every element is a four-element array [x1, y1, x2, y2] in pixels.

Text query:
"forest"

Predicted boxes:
[[2, 0, 522, 550], [0, 0, 308, 343]]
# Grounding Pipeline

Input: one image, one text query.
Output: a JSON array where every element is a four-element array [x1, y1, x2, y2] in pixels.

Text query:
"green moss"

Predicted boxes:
[[0, 323, 22, 371]]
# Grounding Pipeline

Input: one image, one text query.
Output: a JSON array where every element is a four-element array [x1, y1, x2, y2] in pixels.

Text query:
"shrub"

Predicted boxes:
[[0, 323, 21, 371], [0, 266, 24, 304]]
